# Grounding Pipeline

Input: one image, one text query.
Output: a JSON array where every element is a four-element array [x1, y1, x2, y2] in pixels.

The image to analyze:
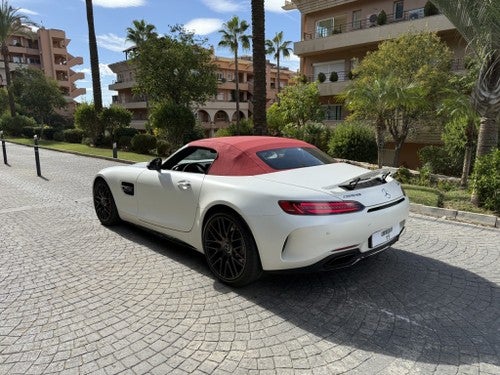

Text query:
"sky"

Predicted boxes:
[[11, 0, 301, 105]]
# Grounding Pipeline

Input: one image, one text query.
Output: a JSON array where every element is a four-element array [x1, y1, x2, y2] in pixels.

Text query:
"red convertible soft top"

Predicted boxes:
[[188, 136, 314, 176]]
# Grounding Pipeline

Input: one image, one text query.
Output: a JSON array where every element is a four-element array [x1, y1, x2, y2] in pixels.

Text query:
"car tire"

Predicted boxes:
[[203, 212, 262, 287], [93, 178, 120, 226]]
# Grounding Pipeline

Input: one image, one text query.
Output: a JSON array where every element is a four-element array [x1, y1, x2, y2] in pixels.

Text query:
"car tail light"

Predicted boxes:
[[278, 200, 364, 215]]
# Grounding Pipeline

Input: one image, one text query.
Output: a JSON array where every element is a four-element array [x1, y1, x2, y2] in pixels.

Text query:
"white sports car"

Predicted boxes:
[[93, 136, 409, 286]]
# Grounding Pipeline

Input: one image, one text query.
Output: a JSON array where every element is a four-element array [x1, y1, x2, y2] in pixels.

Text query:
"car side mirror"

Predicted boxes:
[[147, 157, 163, 171]]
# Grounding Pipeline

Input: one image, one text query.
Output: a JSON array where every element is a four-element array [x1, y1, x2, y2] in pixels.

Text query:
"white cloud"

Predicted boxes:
[[201, 0, 243, 13], [265, 0, 286, 13], [99, 63, 115, 77], [19, 8, 38, 16], [184, 18, 223, 36], [92, 0, 146, 8], [96, 33, 133, 52]]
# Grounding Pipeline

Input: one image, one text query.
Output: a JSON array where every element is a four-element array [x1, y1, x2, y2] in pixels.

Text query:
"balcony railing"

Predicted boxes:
[[308, 58, 465, 87], [303, 8, 437, 41]]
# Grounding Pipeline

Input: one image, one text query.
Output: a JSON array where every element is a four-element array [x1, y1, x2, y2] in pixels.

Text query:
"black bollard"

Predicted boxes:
[[1, 131, 7, 165], [34, 135, 41, 177], [112, 142, 117, 159]]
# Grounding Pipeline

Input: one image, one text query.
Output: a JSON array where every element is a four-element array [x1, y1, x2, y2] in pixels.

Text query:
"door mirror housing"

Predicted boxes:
[[147, 157, 163, 171]]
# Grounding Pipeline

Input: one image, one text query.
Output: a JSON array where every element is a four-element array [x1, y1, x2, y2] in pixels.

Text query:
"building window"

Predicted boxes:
[[216, 91, 225, 101], [216, 72, 224, 81], [352, 10, 362, 30], [394, 1, 404, 20], [324, 105, 342, 121], [316, 18, 333, 38]]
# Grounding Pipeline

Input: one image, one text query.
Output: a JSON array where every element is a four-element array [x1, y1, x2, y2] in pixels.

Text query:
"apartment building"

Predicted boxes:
[[0, 28, 86, 112], [284, 0, 466, 168], [109, 53, 295, 134]]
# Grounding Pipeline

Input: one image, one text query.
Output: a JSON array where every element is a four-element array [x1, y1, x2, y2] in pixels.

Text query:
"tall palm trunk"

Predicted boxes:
[[234, 50, 240, 132], [473, 51, 500, 157], [376, 117, 385, 168], [1, 42, 15, 116], [252, 0, 267, 135], [85, 0, 102, 112], [276, 53, 281, 103]]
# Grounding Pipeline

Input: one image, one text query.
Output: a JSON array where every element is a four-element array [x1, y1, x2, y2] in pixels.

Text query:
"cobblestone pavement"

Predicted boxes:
[[0, 143, 499, 375]]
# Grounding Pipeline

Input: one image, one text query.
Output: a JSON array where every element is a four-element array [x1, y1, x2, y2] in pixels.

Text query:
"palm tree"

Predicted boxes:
[[0, 0, 35, 117], [85, 0, 102, 112], [218, 16, 251, 132], [251, 0, 267, 135], [266, 31, 293, 99], [430, 0, 499, 158], [126, 19, 157, 46]]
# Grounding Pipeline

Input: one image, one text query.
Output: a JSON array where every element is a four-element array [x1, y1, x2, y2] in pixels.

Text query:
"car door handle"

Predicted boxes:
[[177, 180, 191, 190]]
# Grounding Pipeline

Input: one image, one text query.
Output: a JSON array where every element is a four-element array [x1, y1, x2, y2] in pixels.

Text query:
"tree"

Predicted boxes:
[[126, 19, 157, 46], [440, 68, 480, 186], [85, 0, 102, 112], [274, 78, 323, 128], [74, 103, 101, 145], [344, 32, 453, 167], [266, 31, 293, 99], [252, 0, 267, 135], [100, 106, 132, 140], [430, 0, 499, 158], [149, 101, 195, 148], [11, 68, 66, 124], [0, 0, 35, 117], [218, 16, 251, 131], [133, 26, 217, 108]]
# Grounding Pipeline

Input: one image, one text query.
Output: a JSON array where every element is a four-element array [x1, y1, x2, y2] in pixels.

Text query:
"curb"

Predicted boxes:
[[410, 203, 499, 228]]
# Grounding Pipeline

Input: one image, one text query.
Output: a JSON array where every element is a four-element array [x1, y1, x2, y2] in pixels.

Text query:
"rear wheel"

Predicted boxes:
[[93, 179, 120, 226], [203, 212, 262, 287]]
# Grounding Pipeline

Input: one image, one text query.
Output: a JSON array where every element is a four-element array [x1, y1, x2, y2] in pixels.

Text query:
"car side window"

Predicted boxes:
[[163, 147, 218, 174]]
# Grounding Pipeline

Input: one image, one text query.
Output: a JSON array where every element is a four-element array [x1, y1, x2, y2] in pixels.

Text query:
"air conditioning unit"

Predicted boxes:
[[367, 13, 378, 26]]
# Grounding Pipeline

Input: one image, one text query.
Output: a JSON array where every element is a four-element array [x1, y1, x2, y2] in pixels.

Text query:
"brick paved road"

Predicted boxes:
[[0, 143, 499, 375]]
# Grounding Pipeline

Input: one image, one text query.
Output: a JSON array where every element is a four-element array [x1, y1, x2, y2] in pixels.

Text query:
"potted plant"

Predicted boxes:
[[329, 71, 339, 82], [317, 72, 326, 83], [377, 10, 387, 25], [424, 1, 439, 16]]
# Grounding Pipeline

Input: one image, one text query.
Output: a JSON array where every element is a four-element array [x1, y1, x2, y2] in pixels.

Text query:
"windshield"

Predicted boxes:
[[256, 147, 335, 170]]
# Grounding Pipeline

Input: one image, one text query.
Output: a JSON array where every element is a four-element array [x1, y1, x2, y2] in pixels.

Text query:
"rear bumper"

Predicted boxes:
[[268, 229, 403, 274]]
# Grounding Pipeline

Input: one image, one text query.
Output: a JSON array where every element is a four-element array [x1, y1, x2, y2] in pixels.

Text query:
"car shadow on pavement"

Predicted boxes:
[[109, 224, 499, 368]]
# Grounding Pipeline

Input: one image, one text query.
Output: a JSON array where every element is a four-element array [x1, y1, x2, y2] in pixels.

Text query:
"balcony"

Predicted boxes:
[[202, 101, 250, 111], [109, 79, 136, 90], [295, 13, 455, 56], [67, 56, 83, 68], [69, 71, 85, 84], [70, 87, 86, 99]]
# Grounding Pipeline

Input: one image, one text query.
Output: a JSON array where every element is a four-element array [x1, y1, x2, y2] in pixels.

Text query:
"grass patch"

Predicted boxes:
[[7, 137, 153, 163], [403, 184, 442, 207]]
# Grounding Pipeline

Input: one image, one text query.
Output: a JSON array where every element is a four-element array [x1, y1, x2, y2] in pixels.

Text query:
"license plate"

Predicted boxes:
[[371, 225, 398, 248]]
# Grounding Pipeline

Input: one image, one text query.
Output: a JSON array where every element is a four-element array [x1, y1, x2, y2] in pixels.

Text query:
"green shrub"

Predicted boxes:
[[63, 128, 84, 143], [114, 127, 139, 139], [95, 134, 113, 148], [39, 126, 56, 140], [393, 167, 413, 184], [471, 149, 499, 213], [329, 71, 338, 82], [317, 72, 326, 83], [377, 10, 387, 25], [215, 119, 253, 137], [53, 131, 64, 142], [156, 139, 171, 156], [418, 146, 462, 176], [118, 135, 133, 150], [328, 123, 377, 163], [0, 115, 36, 137], [22, 126, 35, 138], [183, 123, 206, 144], [131, 134, 157, 154], [418, 163, 436, 187]]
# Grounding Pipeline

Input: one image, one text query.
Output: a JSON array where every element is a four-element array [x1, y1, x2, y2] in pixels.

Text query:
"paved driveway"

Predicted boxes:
[[0, 143, 499, 375]]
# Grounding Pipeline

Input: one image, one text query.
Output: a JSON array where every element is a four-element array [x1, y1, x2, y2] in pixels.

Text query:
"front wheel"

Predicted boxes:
[[203, 212, 262, 287], [93, 179, 120, 226]]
